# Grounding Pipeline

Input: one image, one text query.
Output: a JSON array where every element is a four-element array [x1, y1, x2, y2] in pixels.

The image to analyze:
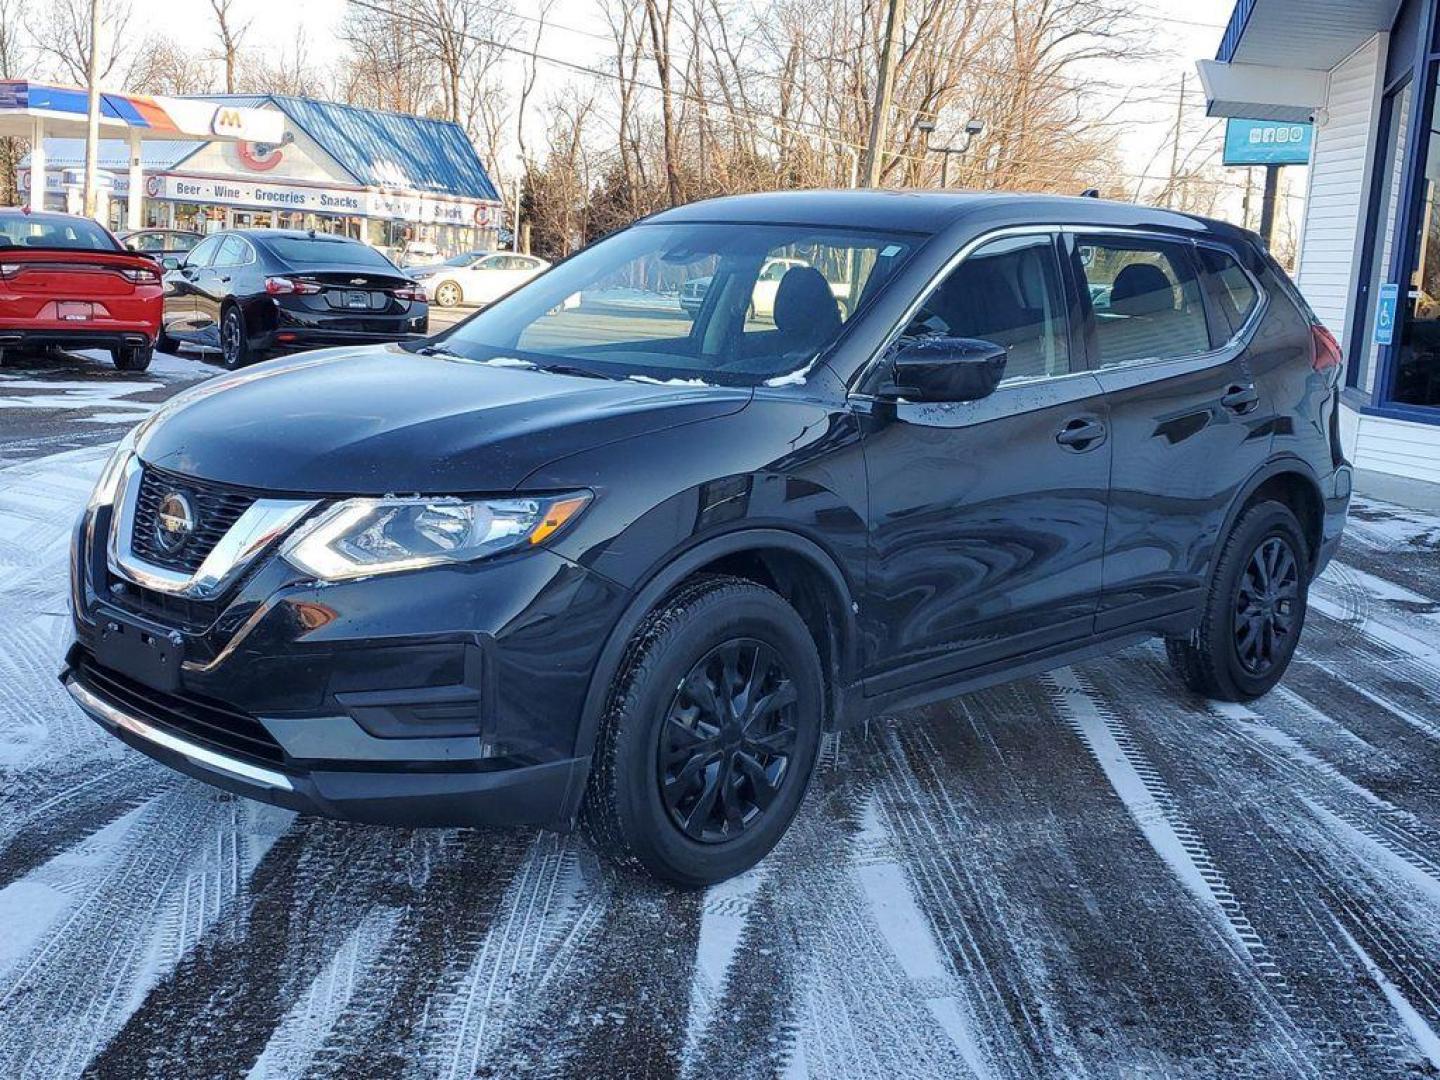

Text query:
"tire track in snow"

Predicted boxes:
[[887, 675, 1309, 1078], [301, 828, 535, 1079], [1077, 652, 1432, 1075], [0, 787, 263, 1078], [85, 819, 450, 1078]]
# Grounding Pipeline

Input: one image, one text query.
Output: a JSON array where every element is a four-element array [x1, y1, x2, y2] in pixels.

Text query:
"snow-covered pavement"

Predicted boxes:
[[3, 429, 1440, 1076]]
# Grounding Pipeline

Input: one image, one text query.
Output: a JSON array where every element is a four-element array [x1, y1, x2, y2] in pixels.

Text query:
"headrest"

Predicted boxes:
[[1111, 263, 1175, 317], [773, 265, 841, 340]]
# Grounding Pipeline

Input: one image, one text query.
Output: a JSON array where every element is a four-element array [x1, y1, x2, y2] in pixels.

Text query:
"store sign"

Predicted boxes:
[[1222, 119, 1313, 167], [130, 173, 502, 227], [1375, 283, 1399, 346]]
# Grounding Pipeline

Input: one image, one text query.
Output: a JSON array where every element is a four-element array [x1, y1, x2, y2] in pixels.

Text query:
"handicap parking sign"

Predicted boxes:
[[1375, 283, 1398, 346]]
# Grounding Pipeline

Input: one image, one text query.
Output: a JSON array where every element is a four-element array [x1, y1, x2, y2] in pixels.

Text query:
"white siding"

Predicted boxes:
[[1295, 35, 1385, 355], [1354, 414, 1440, 482]]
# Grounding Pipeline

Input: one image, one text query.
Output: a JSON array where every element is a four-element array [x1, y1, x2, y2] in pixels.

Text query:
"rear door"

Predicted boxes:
[[1075, 230, 1274, 629], [859, 231, 1112, 693]]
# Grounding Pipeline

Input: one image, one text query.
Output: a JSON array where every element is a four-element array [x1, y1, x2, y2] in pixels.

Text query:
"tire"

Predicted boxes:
[[111, 345, 153, 372], [156, 326, 179, 354], [434, 280, 462, 308], [219, 305, 253, 370], [581, 574, 824, 887], [1166, 500, 1310, 702]]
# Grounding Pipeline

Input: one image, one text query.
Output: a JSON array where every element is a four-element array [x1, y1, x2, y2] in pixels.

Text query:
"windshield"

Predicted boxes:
[[0, 212, 119, 251], [442, 252, 485, 267], [431, 222, 921, 386], [267, 237, 399, 271]]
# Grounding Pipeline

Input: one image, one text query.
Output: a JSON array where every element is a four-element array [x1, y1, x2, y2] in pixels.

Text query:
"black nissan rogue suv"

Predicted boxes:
[[65, 192, 1350, 886]]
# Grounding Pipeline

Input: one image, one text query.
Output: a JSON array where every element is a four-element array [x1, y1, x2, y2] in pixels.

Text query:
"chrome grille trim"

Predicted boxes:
[[107, 457, 317, 599]]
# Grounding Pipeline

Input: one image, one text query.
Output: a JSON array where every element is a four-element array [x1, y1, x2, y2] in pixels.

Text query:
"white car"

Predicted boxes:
[[679, 257, 850, 319], [411, 251, 551, 308]]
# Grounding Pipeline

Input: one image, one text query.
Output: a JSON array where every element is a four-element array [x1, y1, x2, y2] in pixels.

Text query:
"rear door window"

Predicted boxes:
[[1197, 245, 1262, 338], [186, 235, 224, 268], [1076, 236, 1210, 368]]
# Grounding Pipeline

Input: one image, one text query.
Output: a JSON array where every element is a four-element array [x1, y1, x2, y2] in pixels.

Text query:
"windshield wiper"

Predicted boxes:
[[529, 360, 614, 380], [415, 344, 462, 358]]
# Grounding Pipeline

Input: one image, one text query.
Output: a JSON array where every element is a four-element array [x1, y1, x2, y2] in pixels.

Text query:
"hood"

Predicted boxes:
[[135, 345, 751, 494]]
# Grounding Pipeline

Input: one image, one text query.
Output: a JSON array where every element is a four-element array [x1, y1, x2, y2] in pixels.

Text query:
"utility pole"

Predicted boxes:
[[512, 175, 522, 253], [1242, 167, 1255, 231], [862, 0, 906, 188], [1164, 72, 1186, 209], [83, 0, 101, 220]]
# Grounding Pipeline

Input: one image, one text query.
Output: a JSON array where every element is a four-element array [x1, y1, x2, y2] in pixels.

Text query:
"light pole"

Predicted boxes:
[[917, 118, 985, 188]]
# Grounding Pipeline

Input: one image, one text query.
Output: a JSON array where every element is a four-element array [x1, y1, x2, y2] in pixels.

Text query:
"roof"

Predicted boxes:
[[648, 189, 1235, 238], [22, 137, 193, 171], [193, 94, 501, 202], [1214, 0, 1398, 68]]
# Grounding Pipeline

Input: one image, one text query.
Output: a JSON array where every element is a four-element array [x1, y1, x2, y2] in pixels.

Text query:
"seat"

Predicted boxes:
[[772, 266, 842, 357], [1096, 262, 1200, 365]]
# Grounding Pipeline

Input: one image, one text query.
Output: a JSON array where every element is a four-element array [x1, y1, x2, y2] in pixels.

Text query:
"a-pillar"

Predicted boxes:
[[126, 130, 143, 230], [28, 116, 44, 211]]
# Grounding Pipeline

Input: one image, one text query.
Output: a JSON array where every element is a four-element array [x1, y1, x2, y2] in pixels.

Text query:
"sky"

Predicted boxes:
[[111, 0, 1287, 229]]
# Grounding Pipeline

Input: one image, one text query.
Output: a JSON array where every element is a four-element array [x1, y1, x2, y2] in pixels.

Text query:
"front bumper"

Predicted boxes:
[[69, 493, 630, 828], [62, 660, 590, 826]]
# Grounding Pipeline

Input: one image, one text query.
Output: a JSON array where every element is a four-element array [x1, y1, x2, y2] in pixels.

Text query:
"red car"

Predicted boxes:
[[0, 209, 163, 372]]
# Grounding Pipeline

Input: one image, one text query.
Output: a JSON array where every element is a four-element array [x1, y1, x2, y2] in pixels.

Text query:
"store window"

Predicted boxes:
[[1358, 80, 1415, 392]]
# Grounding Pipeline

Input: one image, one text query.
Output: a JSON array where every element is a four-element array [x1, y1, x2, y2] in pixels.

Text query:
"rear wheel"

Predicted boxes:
[[111, 345, 153, 372], [434, 280, 462, 308], [1166, 500, 1309, 701], [220, 305, 253, 370], [156, 325, 179, 354], [581, 575, 824, 887]]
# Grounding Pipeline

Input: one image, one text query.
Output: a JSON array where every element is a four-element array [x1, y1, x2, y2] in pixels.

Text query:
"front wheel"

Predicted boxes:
[[581, 575, 824, 887], [220, 306, 253, 370], [1166, 500, 1310, 701]]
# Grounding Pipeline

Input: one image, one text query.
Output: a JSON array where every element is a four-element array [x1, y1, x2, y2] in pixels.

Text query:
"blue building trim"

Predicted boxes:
[[1216, 0, 1257, 61]]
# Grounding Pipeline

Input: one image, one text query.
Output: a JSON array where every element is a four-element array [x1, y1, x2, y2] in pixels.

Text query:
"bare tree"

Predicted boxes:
[[208, 0, 250, 94], [129, 34, 216, 95], [642, 0, 683, 205], [34, 0, 135, 86], [0, 0, 30, 204]]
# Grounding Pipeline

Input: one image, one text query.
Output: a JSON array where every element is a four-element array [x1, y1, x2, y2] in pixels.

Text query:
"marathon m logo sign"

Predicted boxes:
[[211, 107, 246, 137]]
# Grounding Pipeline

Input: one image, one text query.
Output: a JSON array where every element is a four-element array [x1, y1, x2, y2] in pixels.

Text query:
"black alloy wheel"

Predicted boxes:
[[220, 306, 249, 369], [1233, 535, 1300, 676], [659, 638, 799, 843]]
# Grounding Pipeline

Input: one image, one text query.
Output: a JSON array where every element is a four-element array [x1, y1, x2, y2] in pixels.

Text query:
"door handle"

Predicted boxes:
[[1220, 384, 1259, 414], [1056, 416, 1107, 450]]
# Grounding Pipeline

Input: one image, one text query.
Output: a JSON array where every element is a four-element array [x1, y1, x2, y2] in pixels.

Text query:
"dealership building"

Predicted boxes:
[[1202, 0, 1440, 482], [16, 87, 504, 256]]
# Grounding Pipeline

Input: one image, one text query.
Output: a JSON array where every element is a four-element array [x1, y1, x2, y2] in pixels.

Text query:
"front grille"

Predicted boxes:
[[74, 650, 286, 766], [131, 466, 256, 573]]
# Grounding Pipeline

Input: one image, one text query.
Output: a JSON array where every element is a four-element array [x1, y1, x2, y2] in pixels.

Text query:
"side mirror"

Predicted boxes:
[[161, 255, 181, 271], [887, 336, 1008, 403]]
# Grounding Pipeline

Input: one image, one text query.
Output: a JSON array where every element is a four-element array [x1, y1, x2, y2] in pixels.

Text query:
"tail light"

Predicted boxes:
[[394, 282, 427, 302], [1311, 323, 1343, 374], [0, 263, 19, 279], [118, 265, 160, 283], [265, 276, 323, 296]]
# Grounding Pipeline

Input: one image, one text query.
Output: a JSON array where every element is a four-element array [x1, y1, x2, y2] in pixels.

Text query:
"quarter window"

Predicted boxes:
[[904, 234, 1070, 381], [186, 235, 223, 268], [1198, 246, 1260, 338], [1077, 237, 1210, 368]]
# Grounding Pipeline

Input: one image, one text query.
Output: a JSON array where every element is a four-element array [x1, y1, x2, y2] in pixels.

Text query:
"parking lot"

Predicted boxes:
[[3, 348, 1440, 1078]]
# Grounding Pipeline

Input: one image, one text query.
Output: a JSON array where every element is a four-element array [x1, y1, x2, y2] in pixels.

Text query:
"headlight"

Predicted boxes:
[[282, 493, 591, 581], [87, 428, 139, 510]]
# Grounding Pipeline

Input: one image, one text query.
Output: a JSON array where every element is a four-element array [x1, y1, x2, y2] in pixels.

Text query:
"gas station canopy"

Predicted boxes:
[[0, 79, 283, 224], [0, 80, 282, 142]]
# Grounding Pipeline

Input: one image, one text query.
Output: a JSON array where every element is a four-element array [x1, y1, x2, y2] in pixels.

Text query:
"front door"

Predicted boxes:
[[860, 232, 1112, 694], [1072, 231, 1274, 629], [161, 233, 223, 338]]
